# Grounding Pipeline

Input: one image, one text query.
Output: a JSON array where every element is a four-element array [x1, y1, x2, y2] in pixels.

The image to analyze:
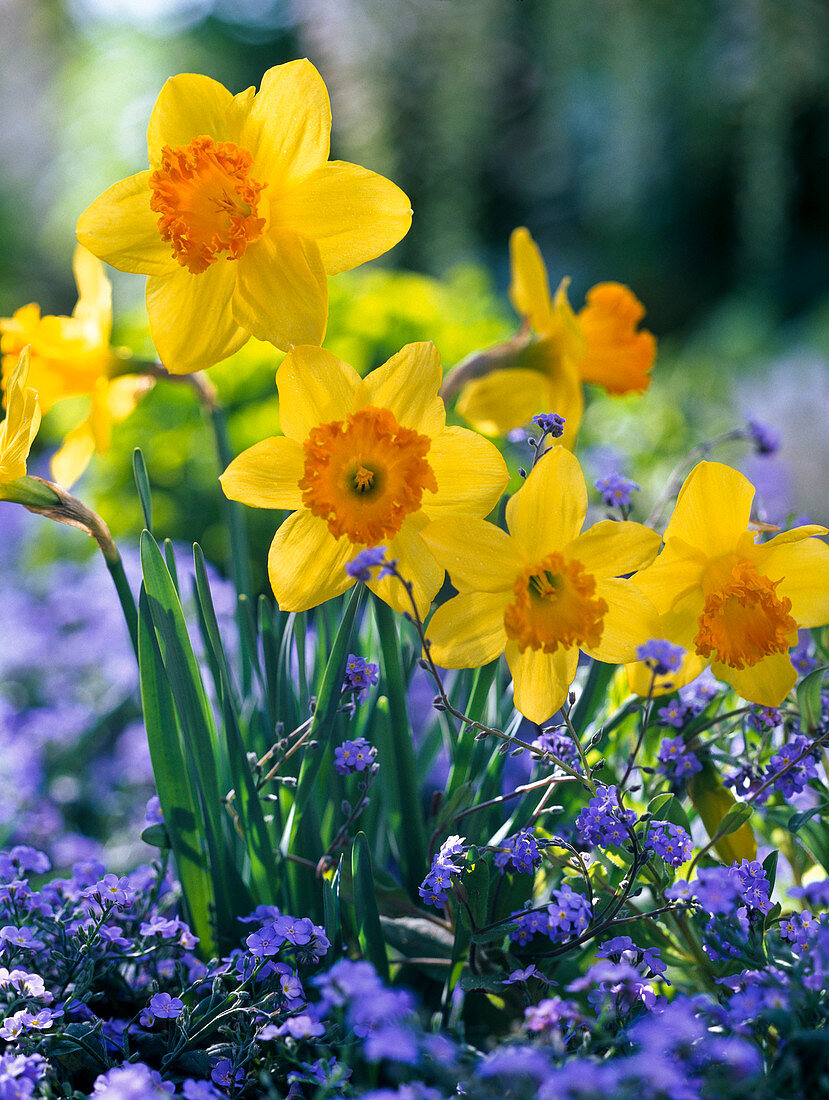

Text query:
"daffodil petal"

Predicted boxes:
[[713, 651, 797, 707], [421, 517, 524, 593], [633, 536, 708, 614], [584, 579, 659, 664], [233, 229, 327, 350], [423, 427, 509, 522], [456, 367, 550, 437], [626, 648, 708, 698], [509, 227, 553, 332], [275, 345, 361, 442], [51, 421, 95, 488], [754, 536, 829, 627], [220, 436, 305, 509], [245, 60, 331, 192], [506, 640, 577, 724], [267, 510, 354, 612], [71, 246, 112, 345], [506, 446, 587, 558], [147, 73, 237, 164], [567, 520, 661, 577], [577, 282, 656, 394], [270, 161, 412, 276], [361, 342, 445, 435], [427, 591, 510, 668], [77, 172, 174, 276], [368, 517, 444, 618], [664, 461, 755, 558], [146, 265, 248, 374]]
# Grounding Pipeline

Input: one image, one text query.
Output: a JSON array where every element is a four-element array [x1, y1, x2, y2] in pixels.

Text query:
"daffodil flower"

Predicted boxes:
[[0, 247, 149, 486], [76, 61, 412, 374], [632, 461, 829, 706], [0, 347, 41, 490], [422, 447, 661, 723], [220, 342, 509, 615], [456, 227, 656, 445]]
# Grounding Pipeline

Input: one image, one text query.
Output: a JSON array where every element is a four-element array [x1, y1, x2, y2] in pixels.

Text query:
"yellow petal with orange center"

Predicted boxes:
[[504, 552, 607, 655], [276, 346, 361, 442], [712, 651, 797, 708], [147, 73, 237, 165], [426, 591, 511, 668], [77, 172, 175, 276], [233, 228, 327, 350], [508, 227, 553, 333], [664, 461, 755, 560], [368, 515, 444, 618], [423, 426, 509, 522], [583, 578, 659, 665], [147, 264, 248, 374], [243, 60, 331, 193], [506, 446, 587, 559], [506, 640, 578, 724], [752, 535, 829, 627], [421, 516, 525, 593], [360, 342, 444, 436], [267, 510, 354, 612], [220, 436, 305, 510], [269, 160, 412, 276], [577, 282, 656, 394], [566, 520, 660, 578]]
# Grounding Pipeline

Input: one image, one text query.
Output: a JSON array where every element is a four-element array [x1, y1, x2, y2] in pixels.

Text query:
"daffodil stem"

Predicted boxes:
[[105, 552, 139, 660]]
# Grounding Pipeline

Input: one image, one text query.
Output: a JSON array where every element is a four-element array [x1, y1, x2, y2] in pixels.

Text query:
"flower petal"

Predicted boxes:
[[76, 172, 174, 276], [753, 535, 829, 627], [71, 246, 112, 345], [584, 579, 659, 664], [577, 282, 656, 394], [456, 367, 551, 437], [506, 445, 587, 558], [268, 510, 354, 612], [664, 461, 755, 559], [423, 427, 509, 522], [275, 345, 361, 441], [147, 73, 237, 163], [368, 516, 444, 618], [713, 651, 797, 708], [220, 436, 305, 509], [146, 265, 248, 374], [421, 517, 524, 593], [244, 60, 331, 192], [271, 161, 412, 276], [509, 227, 553, 332], [506, 641, 577, 724], [626, 649, 708, 698], [361, 342, 445, 435], [233, 229, 327, 351], [633, 536, 707, 614], [567, 520, 661, 578], [426, 592, 510, 668], [50, 421, 95, 488]]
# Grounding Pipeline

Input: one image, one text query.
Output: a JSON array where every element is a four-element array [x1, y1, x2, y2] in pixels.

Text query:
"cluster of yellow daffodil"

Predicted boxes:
[[1, 59, 827, 725]]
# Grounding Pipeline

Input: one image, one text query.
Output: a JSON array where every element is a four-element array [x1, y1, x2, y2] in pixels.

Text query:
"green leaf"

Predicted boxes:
[[132, 448, 152, 533], [715, 802, 754, 838], [459, 972, 508, 993], [797, 666, 828, 734], [352, 832, 389, 981], [139, 823, 171, 849], [137, 586, 215, 956], [762, 850, 779, 893], [322, 859, 342, 949], [788, 803, 829, 833], [648, 792, 692, 833]]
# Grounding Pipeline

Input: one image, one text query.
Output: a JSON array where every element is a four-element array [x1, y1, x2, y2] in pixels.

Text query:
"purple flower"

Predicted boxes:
[[637, 639, 685, 677], [657, 736, 702, 780], [0, 926, 44, 952], [691, 867, 741, 915], [345, 547, 396, 582], [791, 636, 818, 677], [144, 796, 163, 826], [418, 836, 467, 909], [575, 785, 637, 850], [8, 848, 50, 875], [148, 992, 184, 1020], [524, 996, 581, 1033], [531, 413, 566, 437], [334, 736, 377, 775], [246, 921, 287, 958], [210, 1059, 245, 1090], [764, 734, 820, 799], [745, 417, 780, 456], [657, 699, 687, 728], [493, 829, 542, 875], [504, 964, 546, 985], [183, 1082, 223, 1100], [595, 472, 640, 509], [342, 654, 379, 706], [646, 822, 694, 867], [92, 1064, 173, 1097]]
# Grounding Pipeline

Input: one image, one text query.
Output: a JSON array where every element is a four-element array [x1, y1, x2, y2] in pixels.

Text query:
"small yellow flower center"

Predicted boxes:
[[149, 136, 267, 274], [503, 552, 608, 653], [695, 559, 797, 670], [298, 406, 438, 545]]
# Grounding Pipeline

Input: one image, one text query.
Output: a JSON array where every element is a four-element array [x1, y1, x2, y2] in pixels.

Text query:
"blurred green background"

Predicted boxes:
[[1, 0, 828, 585]]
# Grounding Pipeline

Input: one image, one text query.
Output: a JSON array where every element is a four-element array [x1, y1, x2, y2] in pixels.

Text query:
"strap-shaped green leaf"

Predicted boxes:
[[352, 832, 389, 981], [132, 447, 153, 533]]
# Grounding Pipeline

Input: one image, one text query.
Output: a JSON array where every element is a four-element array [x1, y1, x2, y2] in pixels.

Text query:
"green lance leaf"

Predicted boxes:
[[352, 832, 389, 981]]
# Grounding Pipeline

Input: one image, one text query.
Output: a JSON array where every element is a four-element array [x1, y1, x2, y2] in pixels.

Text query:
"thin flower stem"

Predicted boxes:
[[645, 428, 745, 529], [620, 673, 656, 791]]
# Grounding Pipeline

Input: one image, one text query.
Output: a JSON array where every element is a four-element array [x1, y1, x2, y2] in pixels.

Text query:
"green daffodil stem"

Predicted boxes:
[[439, 329, 531, 404], [23, 477, 139, 659]]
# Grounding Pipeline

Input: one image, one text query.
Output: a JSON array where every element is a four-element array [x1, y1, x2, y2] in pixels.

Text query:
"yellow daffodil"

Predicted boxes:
[[632, 461, 829, 706], [0, 247, 148, 486], [220, 342, 509, 614], [457, 228, 656, 445], [76, 61, 412, 374], [422, 447, 661, 723], [0, 347, 41, 487]]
